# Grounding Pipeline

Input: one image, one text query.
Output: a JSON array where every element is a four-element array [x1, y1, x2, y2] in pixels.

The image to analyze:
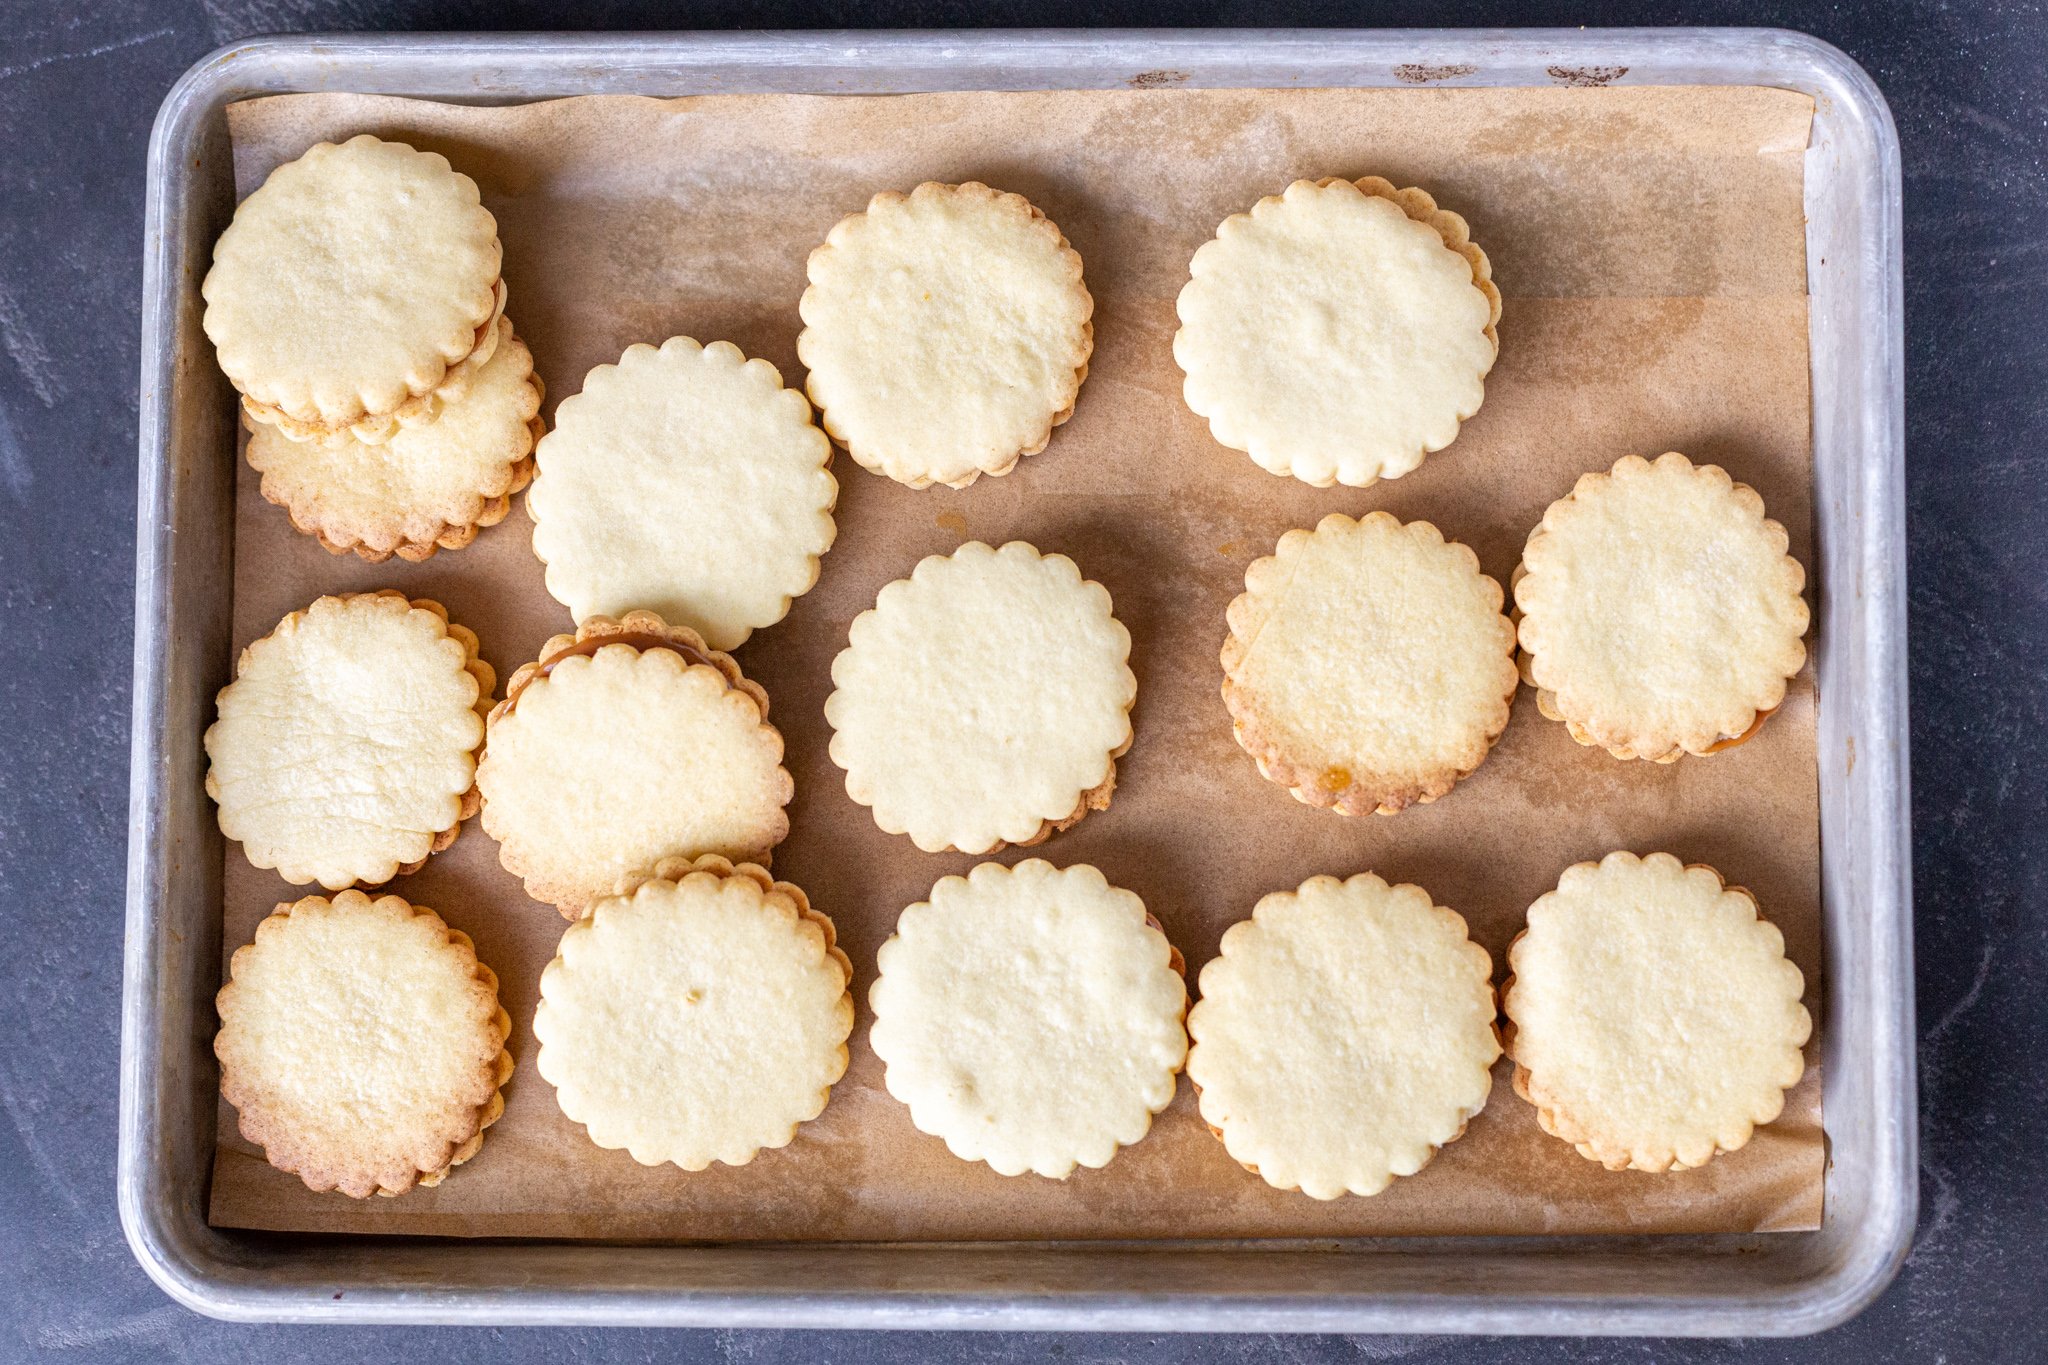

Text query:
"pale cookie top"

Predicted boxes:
[[245, 318, 541, 561], [477, 615, 792, 915], [534, 856, 853, 1170], [1504, 851, 1811, 1173], [1174, 177, 1499, 488], [243, 278, 510, 446], [825, 541, 1135, 854], [798, 181, 1094, 489], [1515, 453, 1810, 762], [1196, 875, 1499, 1195], [203, 135, 503, 426], [528, 336, 837, 650], [1223, 512, 1518, 816], [205, 593, 492, 889], [1187, 873, 1500, 1200], [869, 860, 1187, 1179], [215, 891, 511, 1198]]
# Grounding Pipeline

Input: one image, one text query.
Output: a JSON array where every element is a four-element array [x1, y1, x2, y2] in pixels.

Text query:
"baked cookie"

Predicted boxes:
[[1173, 176, 1499, 488], [204, 592, 494, 889], [245, 318, 543, 562], [1186, 873, 1500, 1199], [825, 541, 1135, 854], [1222, 512, 1518, 815], [869, 860, 1187, 1179], [476, 612, 792, 916], [527, 336, 837, 650], [203, 135, 503, 434], [241, 280, 511, 445], [1504, 851, 1811, 1172], [798, 181, 1093, 489], [1514, 453, 1810, 761], [216, 891, 513, 1197], [534, 855, 853, 1170]]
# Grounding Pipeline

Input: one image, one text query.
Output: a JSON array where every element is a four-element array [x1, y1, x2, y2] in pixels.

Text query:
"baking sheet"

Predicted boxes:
[[208, 85, 1822, 1240]]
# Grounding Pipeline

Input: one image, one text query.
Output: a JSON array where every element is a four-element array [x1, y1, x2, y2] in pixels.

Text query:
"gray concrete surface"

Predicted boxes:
[[2, 0, 2041, 1359]]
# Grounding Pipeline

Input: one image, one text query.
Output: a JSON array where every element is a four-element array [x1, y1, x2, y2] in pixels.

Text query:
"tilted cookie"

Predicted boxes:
[[245, 318, 543, 563], [1222, 512, 1518, 816], [1174, 176, 1500, 488], [534, 855, 853, 1170], [1504, 851, 1811, 1172], [242, 279, 510, 444], [798, 181, 1094, 489], [477, 611, 792, 916], [203, 135, 503, 432], [870, 860, 1187, 1179], [825, 541, 1135, 854], [1514, 452, 1810, 761], [204, 592, 494, 888], [1187, 873, 1500, 1199], [216, 890, 513, 1197], [528, 336, 837, 650]]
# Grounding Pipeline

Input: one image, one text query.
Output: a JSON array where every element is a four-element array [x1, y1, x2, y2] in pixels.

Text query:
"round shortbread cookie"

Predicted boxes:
[[243, 279, 510, 445], [203, 135, 503, 429], [825, 541, 1135, 854], [476, 612, 793, 916], [534, 855, 853, 1170], [1187, 873, 1500, 1199], [215, 890, 513, 1198], [797, 181, 1094, 489], [245, 318, 543, 563], [1222, 512, 1518, 816], [204, 592, 494, 889], [1173, 176, 1500, 488], [527, 336, 837, 650], [869, 860, 1187, 1179], [1504, 851, 1811, 1172], [1514, 453, 1810, 762]]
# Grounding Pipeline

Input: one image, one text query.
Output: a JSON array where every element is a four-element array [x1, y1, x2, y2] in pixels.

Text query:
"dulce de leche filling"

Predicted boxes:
[[1700, 705, 1779, 755]]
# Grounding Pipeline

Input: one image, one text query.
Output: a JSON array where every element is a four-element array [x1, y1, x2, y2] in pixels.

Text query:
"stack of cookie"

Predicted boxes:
[[203, 134, 542, 563]]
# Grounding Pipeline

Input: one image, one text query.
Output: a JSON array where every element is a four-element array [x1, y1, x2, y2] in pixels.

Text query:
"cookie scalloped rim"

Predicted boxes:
[[1174, 175, 1500, 490], [215, 890, 514, 1198], [797, 181, 1095, 490], [1514, 452, 1810, 762], [1221, 511, 1518, 816]]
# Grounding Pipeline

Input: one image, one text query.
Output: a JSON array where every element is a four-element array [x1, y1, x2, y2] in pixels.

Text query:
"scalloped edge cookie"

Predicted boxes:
[[245, 317, 544, 563], [203, 135, 503, 429], [527, 335, 838, 650], [533, 853, 853, 1170], [215, 890, 513, 1198], [1173, 176, 1500, 489], [1186, 872, 1500, 1199], [869, 859, 1188, 1179], [797, 181, 1094, 490], [1513, 452, 1810, 762], [477, 611, 792, 915], [1503, 850, 1812, 1172], [1222, 511, 1519, 816], [204, 592, 495, 888], [824, 540, 1135, 854]]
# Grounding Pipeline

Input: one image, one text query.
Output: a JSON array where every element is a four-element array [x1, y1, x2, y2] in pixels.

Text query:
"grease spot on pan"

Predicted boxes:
[[1546, 65, 1629, 88], [1394, 63, 1477, 84]]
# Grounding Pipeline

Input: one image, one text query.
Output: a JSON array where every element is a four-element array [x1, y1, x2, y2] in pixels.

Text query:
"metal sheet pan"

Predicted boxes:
[[121, 28, 1912, 1334]]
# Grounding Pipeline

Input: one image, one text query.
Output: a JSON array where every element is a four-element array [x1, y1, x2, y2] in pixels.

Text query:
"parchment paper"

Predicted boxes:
[[209, 85, 1823, 1240]]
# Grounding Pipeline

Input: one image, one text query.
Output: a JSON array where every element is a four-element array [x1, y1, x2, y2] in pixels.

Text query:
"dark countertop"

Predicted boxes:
[[3, 1, 2040, 1360]]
